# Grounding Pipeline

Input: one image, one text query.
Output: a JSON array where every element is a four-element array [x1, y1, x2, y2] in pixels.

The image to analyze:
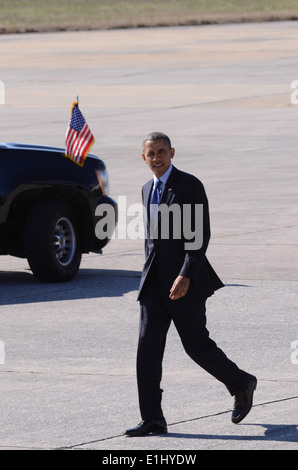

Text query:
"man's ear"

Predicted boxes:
[[171, 148, 175, 159], [142, 153, 147, 163]]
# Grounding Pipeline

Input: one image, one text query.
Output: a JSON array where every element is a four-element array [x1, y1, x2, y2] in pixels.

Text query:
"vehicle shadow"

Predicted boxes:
[[0, 268, 141, 306]]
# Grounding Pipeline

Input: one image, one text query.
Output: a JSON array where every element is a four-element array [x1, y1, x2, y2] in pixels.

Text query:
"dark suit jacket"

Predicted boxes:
[[137, 165, 224, 301]]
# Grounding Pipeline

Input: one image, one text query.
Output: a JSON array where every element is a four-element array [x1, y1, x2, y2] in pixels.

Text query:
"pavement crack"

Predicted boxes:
[[212, 224, 298, 240], [56, 433, 125, 450], [56, 395, 298, 450]]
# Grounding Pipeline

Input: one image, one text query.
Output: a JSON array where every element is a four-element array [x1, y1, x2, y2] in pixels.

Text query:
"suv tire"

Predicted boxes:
[[25, 199, 81, 282]]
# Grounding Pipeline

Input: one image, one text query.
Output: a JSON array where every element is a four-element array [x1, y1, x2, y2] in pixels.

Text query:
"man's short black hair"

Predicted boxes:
[[142, 132, 172, 152]]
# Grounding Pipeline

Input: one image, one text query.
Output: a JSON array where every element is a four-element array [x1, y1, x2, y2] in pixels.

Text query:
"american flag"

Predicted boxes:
[[65, 100, 95, 167]]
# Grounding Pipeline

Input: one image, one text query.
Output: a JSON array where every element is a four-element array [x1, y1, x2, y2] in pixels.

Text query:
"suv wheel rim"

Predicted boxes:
[[53, 217, 76, 266]]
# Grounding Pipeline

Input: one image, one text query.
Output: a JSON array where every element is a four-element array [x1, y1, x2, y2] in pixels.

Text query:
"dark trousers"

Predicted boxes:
[[137, 268, 249, 420]]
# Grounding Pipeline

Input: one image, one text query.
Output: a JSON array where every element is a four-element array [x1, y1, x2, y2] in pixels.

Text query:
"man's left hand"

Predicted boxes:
[[169, 275, 190, 300]]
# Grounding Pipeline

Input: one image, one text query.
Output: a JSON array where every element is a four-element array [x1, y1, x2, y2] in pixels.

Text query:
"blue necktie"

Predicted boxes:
[[150, 179, 162, 227], [150, 179, 162, 205]]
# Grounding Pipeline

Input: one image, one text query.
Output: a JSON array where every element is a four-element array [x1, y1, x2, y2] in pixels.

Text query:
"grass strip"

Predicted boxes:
[[1, 0, 298, 34]]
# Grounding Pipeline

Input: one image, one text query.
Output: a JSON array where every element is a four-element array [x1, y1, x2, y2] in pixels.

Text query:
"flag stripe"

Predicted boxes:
[[66, 128, 77, 155], [77, 125, 91, 156]]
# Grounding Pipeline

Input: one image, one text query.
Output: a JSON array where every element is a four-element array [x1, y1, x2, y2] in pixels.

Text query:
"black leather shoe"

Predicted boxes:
[[125, 418, 167, 437], [232, 375, 257, 424]]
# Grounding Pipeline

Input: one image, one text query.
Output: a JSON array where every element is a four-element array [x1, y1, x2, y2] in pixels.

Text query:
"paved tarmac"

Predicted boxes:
[[0, 21, 297, 452]]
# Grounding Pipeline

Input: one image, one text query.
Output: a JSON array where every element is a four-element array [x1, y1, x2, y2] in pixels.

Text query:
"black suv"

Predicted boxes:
[[0, 142, 117, 282]]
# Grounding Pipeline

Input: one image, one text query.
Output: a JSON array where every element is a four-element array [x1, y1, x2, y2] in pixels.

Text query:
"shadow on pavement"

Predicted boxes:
[[163, 423, 298, 443], [0, 268, 141, 306]]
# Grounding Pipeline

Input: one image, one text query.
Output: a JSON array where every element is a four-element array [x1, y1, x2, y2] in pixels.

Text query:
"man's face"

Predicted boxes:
[[142, 139, 175, 178]]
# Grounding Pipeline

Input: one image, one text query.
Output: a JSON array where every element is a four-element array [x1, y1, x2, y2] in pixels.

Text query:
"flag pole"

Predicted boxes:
[[76, 95, 79, 106]]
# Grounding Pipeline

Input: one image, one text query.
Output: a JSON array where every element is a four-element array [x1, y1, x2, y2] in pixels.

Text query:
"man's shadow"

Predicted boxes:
[[162, 423, 298, 443]]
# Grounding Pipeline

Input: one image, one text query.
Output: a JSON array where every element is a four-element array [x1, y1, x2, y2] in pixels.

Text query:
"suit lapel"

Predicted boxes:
[[143, 180, 153, 212], [157, 166, 179, 220], [142, 180, 154, 235]]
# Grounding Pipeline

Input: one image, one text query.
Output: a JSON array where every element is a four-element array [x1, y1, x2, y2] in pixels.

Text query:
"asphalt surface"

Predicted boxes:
[[0, 21, 297, 452]]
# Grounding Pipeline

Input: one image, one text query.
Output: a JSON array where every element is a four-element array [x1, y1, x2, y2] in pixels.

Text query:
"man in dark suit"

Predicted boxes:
[[125, 132, 257, 437]]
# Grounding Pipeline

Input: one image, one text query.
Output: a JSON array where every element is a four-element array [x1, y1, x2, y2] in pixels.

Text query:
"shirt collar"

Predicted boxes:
[[153, 164, 173, 186]]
